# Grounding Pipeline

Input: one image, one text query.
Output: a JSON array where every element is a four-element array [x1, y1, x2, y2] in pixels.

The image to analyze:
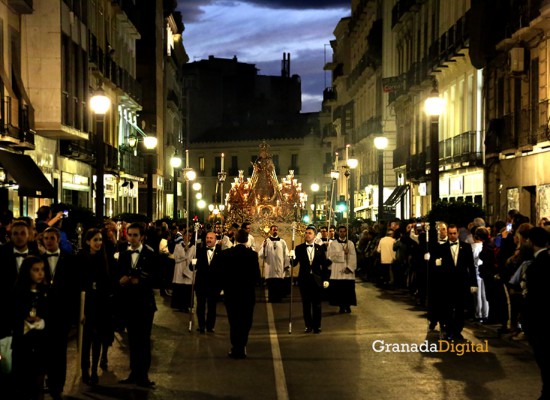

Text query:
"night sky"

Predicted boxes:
[[177, 0, 349, 112]]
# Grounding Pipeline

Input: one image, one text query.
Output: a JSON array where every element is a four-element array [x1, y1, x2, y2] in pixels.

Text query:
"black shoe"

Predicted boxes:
[[50, 392, 63, 400], [338, 307, 345, 314], [428, 321, 437, 331], [82, 371, 90, 385], [228, 349, 247, 359], [304, 327, 312, 333], [137, 380, 155, 388], [119, 376, 136, 384], [207, 328, 215, 333], [90, 373, 99, 386], [345, 307, 351, 313], [100, 357, 108, 370], [196, 327, 205, 334], [313, 328, 322, 334]]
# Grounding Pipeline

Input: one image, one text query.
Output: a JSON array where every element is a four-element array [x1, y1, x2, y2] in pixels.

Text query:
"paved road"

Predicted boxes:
[[60, 281, 542, 400]]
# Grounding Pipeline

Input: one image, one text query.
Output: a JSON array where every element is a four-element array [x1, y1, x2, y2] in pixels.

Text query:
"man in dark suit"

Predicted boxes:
[[0, 221, 39, 338], [193, 231, 222, 333], [220, 229, 261, 359], [117, 222, 157, 388], [0, 220, 38, 395], [41, 227, 78, 400], [434, 224, 477, 341], [524, 227, 550, 400], [293, 226, 331, 333]]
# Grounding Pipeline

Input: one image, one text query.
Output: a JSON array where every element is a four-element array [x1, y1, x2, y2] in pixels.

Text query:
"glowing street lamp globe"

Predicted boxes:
[[143, 136, 158, 150]]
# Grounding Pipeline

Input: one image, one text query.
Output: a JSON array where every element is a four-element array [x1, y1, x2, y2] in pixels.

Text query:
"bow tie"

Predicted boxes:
[[306, 244, 314, 248], [46, 253, 60, 258], [321, 238, 328, 242], [14, 252, 28, 258], [207, 248, 214, 252], [269, 237, 280, 241], [449, 242, 458, 246], [129, 250, 140, 254]]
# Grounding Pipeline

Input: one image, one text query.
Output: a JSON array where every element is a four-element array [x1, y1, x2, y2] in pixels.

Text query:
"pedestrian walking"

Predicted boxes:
[[293, 226, 331, 333], [220, 229, 261, 359]]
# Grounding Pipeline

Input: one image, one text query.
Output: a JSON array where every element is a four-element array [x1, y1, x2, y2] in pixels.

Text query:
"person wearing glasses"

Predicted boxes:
[[117, 222, 157, 388]]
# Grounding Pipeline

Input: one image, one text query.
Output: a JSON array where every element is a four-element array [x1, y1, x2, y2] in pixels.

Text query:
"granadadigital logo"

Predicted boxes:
[[372, 340, 489, 356]]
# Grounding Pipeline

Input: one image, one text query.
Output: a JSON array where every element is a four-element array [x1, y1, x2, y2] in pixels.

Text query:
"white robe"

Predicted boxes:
[[172, 243, 196, 284], [259, 237, 290, 279], [327, 240, 357, 280]]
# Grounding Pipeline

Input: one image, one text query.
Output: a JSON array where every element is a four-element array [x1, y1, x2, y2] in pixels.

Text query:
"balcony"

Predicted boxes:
[[323, 87, 337, 102], [429, 12, 470, 71], [120, 151, 144, 177], [8, 0, 33, 14], [0, 96, 35, 150], [407, 152, 426, 181], [60, 139, 95, 163], [391, 0, 420, 29], [393, 144, 409, 169], [438, 131, 483, 167]]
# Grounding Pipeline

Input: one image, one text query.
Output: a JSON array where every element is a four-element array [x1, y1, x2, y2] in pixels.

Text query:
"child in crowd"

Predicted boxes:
[[12, 256, 49, 400]]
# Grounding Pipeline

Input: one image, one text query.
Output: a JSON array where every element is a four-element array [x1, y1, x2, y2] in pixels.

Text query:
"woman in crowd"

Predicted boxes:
[[79, 228, 114, 385]]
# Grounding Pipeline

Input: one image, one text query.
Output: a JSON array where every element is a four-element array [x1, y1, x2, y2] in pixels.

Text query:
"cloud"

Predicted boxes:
[[178, 0, 347, 22], [179, 1, 348, 111]]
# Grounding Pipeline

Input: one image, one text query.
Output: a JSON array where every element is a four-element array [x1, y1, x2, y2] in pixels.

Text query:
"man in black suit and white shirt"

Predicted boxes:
[[293, 226, 331, 333], [433, 224, 477, 341], [41, 227, 78, 400], [193, 231, 222, 333], [220, 229, 261, 359], [117, 222, 157, 388]]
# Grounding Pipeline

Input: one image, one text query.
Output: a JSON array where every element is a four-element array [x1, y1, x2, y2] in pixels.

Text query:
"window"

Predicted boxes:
[[199, 157, 205, 176]]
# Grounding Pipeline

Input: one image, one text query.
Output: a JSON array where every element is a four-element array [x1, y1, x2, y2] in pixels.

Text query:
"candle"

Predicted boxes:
[[335, 152, 339, 169], [221, 153, 224, 171], [185, 149, 189, 168], [345, 144, 350, 161]]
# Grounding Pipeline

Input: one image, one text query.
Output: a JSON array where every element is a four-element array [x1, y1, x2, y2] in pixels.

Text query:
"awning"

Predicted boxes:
[[0, 150, 55, 198], [384, 184, 410, 207]]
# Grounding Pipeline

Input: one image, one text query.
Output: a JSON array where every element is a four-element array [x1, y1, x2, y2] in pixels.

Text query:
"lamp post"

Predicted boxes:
[[143, 135, 158, 221], [374, 136, 389, 222], [170, 151, 182, 221], [327, 166, 340, 227], [90, 81, 111, 222], [346, 157, 358, 221], [183, 149, 196, 240], [310, 183, 319, 223], [424, 82, 446, 208]]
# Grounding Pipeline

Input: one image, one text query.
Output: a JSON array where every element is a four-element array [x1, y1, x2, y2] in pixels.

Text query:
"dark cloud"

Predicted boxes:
[[240, 0, 348, 9], [178, 0, 348, 22]]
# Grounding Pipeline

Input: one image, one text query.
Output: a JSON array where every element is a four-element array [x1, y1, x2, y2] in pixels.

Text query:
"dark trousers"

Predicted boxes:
[[266, 278, 284, 302], [81, 323, 101, 375], [225, 300, 254, 355], [299, 279, 322, 329], [47, 323, 70, 394], [526, 324, 549, 398], [441, 289, 467, 337], [196, 292, 218, 330], [126, 310, 155, 381]]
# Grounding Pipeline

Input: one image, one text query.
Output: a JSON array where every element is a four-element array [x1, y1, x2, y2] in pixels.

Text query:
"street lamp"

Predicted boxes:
[[374, 136, 389, 222], [346, 157, 358, 221], [424, 81, 445, 208], [90, 80, 111, 222], [310, 183, 319, 222], [143, 135, 158, 221], [170, 151, 182, 221], [183, 149, 196, 238]]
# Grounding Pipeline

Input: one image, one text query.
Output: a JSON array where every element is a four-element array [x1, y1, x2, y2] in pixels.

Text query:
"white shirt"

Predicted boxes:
[[45, 250, 61, 279], [130, 244, 143, 269], [14, 249, 29, 272]]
